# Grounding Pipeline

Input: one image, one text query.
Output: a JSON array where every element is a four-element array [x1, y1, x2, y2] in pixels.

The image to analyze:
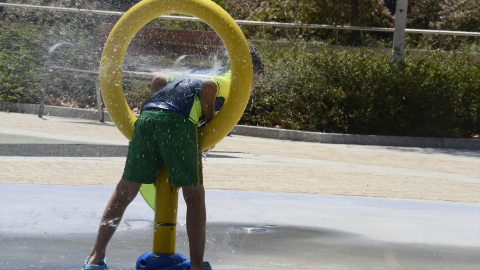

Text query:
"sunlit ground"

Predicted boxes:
[[0, 112, 479, 269]]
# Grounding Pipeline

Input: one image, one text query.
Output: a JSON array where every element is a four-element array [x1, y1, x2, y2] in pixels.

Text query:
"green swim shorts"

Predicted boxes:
[[122, 110, 203, 186]]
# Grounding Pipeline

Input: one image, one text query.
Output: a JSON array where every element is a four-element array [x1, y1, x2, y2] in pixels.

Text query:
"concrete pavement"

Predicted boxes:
[[1, 111, 479, 202], [0, 111, 479, 269], [1, 183, 479, 270]]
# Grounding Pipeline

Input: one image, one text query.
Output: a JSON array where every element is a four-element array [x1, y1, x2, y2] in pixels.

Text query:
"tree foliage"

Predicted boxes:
[[406, 0, 480, 50], [407, 0, 480, 32], [218, 0, 393, 43]]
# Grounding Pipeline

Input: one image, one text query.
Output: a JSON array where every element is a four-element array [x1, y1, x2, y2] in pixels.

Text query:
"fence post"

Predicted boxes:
[[95, 80, 105, 122], [392, 0, 408, 62]]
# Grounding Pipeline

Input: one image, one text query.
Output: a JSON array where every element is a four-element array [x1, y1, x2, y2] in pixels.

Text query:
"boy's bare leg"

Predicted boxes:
[[182, 185, 207, 270], [87, 179, 142, 265]]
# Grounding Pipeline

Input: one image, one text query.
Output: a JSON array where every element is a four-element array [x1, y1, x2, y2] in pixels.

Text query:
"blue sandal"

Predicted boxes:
[[188, 261, 212, 270], [83, 256, 108, 270], [204, 261, 212, 270]]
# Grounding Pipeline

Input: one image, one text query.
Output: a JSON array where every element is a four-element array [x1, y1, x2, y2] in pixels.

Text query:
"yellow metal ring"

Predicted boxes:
[[99, 0, 253, 150]]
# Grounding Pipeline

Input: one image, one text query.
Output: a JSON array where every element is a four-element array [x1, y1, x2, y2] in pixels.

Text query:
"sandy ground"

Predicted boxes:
[[1, 111, 479, 203]]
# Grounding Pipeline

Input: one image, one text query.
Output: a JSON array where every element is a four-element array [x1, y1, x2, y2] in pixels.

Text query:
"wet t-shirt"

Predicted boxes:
[[141, 70, 231, 124]]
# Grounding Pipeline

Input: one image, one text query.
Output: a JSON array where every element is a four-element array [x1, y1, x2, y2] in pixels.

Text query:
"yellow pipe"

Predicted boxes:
[[152, 165, 179, 254]]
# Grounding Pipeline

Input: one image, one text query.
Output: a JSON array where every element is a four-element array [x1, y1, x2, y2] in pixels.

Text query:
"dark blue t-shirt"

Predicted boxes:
[[142, 78, 202, 123], [141, 70, 231, 124]]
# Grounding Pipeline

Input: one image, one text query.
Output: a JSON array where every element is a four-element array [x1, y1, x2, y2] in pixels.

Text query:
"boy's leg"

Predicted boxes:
[[182, 185, 207, 270], [87, 178, 142, 265]]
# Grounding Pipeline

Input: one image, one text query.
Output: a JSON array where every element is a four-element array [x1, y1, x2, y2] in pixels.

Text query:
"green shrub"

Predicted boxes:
[[0, 9, 106, 106], [241, 42, 480, 138], [0, 20, 45, 103]]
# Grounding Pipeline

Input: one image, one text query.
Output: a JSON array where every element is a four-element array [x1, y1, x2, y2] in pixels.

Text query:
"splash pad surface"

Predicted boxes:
[[1, 183, 479, 270]]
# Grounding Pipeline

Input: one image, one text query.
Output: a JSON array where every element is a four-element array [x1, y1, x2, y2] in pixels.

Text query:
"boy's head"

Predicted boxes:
[[248, 42, 264, 91]]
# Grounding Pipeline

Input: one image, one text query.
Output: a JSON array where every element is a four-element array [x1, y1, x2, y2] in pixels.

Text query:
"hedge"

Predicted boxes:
[[241, 43, 480, 138]]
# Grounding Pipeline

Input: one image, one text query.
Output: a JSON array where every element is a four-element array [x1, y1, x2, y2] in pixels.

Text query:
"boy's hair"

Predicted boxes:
[[248, 42, 264, 76]]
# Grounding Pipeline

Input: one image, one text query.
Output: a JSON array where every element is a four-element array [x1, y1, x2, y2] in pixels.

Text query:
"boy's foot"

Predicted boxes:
[[83, 257, 108, 270]]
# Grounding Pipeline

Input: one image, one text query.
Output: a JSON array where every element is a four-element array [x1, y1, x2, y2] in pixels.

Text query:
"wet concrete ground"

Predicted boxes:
[[1, 183, 479, 270]]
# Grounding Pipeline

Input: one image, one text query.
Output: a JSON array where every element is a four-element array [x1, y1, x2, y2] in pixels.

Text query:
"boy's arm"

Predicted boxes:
[[199, 80, 217, 123]]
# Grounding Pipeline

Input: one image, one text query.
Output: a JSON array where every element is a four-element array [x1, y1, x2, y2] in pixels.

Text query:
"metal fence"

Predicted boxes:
[[2, 2, 479, 37]]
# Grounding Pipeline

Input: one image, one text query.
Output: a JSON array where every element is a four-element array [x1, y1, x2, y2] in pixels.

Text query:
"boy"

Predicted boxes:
[[84, 43, 264, 270]]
